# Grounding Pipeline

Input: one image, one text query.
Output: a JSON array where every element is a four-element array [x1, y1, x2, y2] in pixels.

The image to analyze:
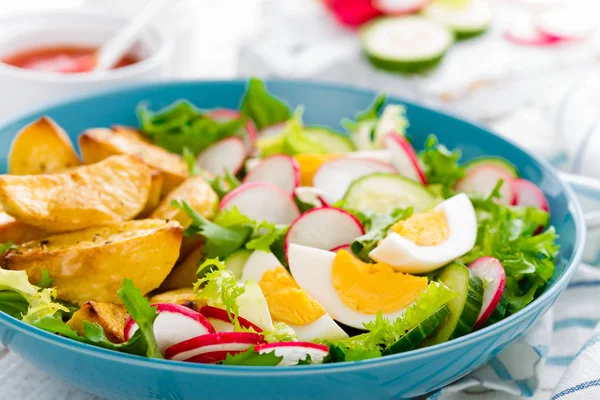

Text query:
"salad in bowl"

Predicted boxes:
[[0, 78, 559, 368]]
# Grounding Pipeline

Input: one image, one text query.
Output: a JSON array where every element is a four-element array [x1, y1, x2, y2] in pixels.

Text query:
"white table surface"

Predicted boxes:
[[0, 1, 594, 399]]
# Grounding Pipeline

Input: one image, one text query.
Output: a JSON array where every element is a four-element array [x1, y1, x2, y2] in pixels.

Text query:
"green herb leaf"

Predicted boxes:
[[343, 94, 387, 132], [222, 346, 283, 366], [0, 242, 16, 256], [36, 269, 54, 289], [240, 78, 291, 130], [117, 279, 162, 358], [419, 135, 465, 198]]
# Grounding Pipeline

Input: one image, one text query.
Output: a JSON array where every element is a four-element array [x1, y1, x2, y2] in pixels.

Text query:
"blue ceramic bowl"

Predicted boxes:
[[0, 80, 585, 399]]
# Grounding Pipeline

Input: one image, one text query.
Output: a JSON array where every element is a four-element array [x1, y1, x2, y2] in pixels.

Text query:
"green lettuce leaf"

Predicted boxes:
[[348, 207, 414, 262], [0, 242, 16, 256], [240, 78, 291, 130], [117, 279, 162, 358], [343, 94, 386, 132], [419, 135, 465, 198], [138, 101, 245, 155], [458, 182, 559, 314], [261, 322, 297, 343], [182, 149, 242, 199], [222, 346, 283, 366], [256, 108, 326, 157]]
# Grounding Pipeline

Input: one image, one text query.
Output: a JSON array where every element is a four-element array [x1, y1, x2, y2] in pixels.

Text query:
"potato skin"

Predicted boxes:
[[0, 212, 48, 244], [79, 128, 188, 196], [161, 244, 204, 291], [150, 176, 219, 228], [149, 288, 206, 311], [138, 171, 164, 218], [9, 117, 81, 175], [2, 219, 183, 304], [68, 301, 128, 343], [0, 155, 153, 232]]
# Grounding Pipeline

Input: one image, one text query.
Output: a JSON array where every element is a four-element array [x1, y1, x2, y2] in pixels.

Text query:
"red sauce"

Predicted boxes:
[[1, 45, 140, 74]]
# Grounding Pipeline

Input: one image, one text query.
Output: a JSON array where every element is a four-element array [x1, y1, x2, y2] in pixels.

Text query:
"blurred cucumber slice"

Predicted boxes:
[[424, 0, 492, 40], [359, 16, 453, 74]]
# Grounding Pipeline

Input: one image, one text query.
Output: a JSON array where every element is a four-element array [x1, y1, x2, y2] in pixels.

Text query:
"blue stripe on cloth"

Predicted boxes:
[[488, 358, 533, 396], [546, 356, 575, 367], [533, 345, 549, 358], [552, 379, 600, 400], [567, 280, 600, 289], [553, 318, 597, 331], [579, 332, 600, 356]]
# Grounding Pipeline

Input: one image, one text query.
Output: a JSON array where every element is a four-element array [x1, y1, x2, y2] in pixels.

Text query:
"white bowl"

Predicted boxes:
[[0, 10, 172, 123]]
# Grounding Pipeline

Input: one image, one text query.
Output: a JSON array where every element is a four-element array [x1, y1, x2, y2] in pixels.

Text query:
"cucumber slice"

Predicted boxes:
[[224, 249, 253, 280], [423, 0, 492, 40], [482, 293, 508, 327], [359, 16, 453, 74], [421, 263, 483, 346], [383, 305, 450, 354], [343, 173, 437, 213], [304, 127, 355, 153], [465, 157, 519, 178]]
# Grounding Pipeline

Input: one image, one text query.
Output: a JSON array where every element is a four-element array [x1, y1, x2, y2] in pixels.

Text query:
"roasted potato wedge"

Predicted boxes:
[[0, 212, 48, 244], [150, 288, 206, 311], [150, 176, 219, 228], [79, 128, 188, 196], [8, 117, 81, 175], [138, 170, 164, 218], [111, 125, 151, 142], [2, 219, 183, 304], [68, 301, 128, 343], [0, 155, 153, 232], [161, 244, 204, 291]]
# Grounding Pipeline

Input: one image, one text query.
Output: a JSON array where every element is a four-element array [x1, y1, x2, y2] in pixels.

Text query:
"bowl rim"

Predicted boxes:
[[0, 78, 586, 374], [0, 10, 172, 83]]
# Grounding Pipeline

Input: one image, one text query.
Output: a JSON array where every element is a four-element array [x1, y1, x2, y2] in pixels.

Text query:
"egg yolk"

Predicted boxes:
[[294, 153, 340, 186], [332, 250, 428, 314], [390, 209, 449, 246], [258, 266, 326, 326]]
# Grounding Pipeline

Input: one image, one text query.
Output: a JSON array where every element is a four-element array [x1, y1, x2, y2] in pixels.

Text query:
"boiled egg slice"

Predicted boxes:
[[242, 250, 348, 341], [369, 193, 477, 274], [288, 245, 429, 329]]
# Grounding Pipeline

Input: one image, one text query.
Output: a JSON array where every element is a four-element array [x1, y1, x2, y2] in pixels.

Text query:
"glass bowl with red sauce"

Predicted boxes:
[[0, 11, 171, 122]]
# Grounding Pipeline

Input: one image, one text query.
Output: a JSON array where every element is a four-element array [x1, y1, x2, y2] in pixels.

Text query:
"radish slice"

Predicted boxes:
[[313, 157, 397, 202], [285, 208, 364, 258], [243, 155, 300, 195], [323, 0, 382, 27], [220, 182, 300, 225], [504, 22, 563, 46], [195, 137, 247, 176], [535, 8, 595, 41], [258, 123, 287, 139], [255, 342, 329, 366], [331, 244, 352, 253], [294, 187, 333, 208], [124, 303, 215, 354], [383, 133, 427, 184], [373, 0, 430, 15], [165, 332, 264, 363], [455, 164, 515, 205], [512, 179, 549, 211], [346, 150, 393, 163], [208, 109, 258, 151], [468, 257, 506, 330], [199, 306, 263, 333]]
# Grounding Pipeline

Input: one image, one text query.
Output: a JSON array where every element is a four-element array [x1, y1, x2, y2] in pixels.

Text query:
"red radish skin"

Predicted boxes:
[[468, 257, 506, 330], [383, 133, 427, 184], [255, 342, 329, 366], [373, 0, 431, 15], [323, 0, 382, 27], [313, 157, 397, 202], [535, 9, 594, 42], [243, 155, 300, 195], [455, 164, 516, 205], [219, 182, 301, 225], [331, 244, 352, 253], [195, 136, 247, 176], [199, 306, 263, 333], [124, 303, 215, 354], [165, 332, 264, 362], [257, 123, 287, 139], [512, 179, 550, 211], [284, 207, 364, 262], [208, 109, 258, 151], [504, 24, 564, 47]]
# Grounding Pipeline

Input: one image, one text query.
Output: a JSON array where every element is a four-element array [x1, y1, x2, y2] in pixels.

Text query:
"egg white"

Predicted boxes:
[[369, 193, 477, 274], [241, 250, 348, 341], [288, 244, 411, 329]]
